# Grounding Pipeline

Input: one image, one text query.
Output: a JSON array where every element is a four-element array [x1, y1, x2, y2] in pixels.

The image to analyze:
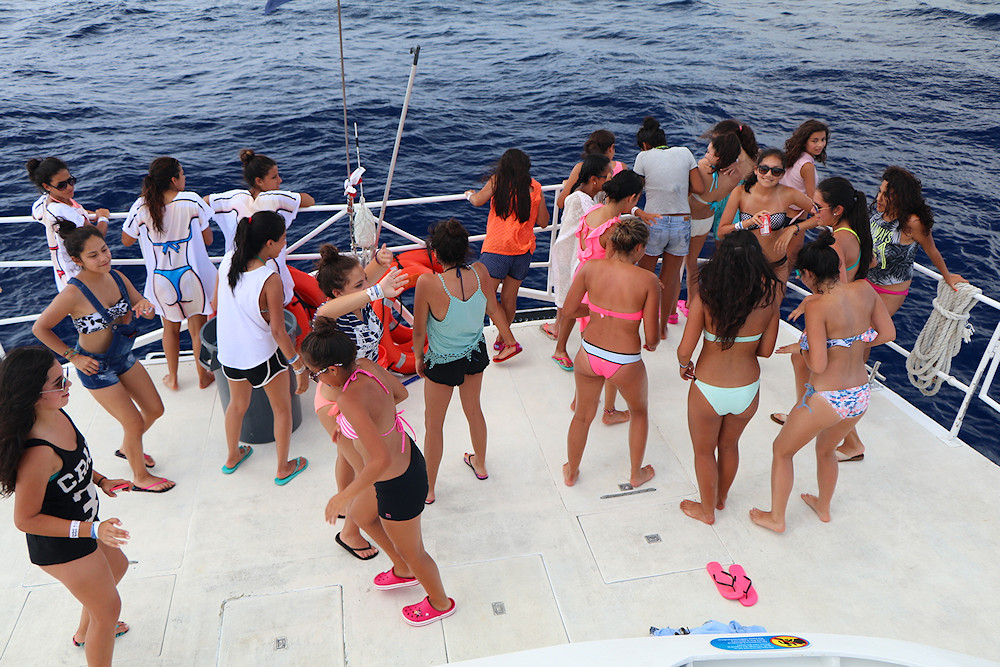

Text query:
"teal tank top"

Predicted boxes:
[[425, 267, 488, 365]]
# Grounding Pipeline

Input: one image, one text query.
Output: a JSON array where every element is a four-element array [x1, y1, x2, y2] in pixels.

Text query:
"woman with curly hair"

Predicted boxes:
[[1, 347, 132, 665], [867, 166, 965, 317], [676, 231, 783, 524], [465, 148, 550, 361]]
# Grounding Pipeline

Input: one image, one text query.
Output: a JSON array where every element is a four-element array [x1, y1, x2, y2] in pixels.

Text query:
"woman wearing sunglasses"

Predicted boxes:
[[27, 157, 110, 292], [33, 222, 171, 493], [717, 149, 817, 282], [1, 346, 133, 665]]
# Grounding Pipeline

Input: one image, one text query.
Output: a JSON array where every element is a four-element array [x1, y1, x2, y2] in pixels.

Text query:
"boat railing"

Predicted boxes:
[[1, 183, 997, 441]]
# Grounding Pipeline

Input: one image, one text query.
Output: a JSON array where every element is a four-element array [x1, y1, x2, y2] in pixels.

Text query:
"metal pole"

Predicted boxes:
[[375, 45, 420, 247]]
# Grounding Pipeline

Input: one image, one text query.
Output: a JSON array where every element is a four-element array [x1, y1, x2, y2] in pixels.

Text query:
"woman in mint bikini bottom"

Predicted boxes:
[[676, 231, 783, 525]]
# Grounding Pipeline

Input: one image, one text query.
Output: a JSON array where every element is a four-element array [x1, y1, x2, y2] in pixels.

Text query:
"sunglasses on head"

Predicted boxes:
[[757, 165, 785, 176], [50, 176, 77, 191]]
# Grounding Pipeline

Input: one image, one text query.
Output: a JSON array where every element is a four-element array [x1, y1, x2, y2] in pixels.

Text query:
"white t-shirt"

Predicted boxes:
[[216, 252, 279, 370], [251, 190, 302, 306], [633, 146, 698, 215], [206, 189, 254, 253], [122, 191, 218, 320], [31, 195, 90, 291]]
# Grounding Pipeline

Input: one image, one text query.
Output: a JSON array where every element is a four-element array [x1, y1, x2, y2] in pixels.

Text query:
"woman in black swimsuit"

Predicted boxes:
[[1, 347, 132, 666]]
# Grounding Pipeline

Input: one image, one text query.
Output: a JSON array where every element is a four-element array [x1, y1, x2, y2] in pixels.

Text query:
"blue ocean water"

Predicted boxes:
[[1, 0, 998, 460]]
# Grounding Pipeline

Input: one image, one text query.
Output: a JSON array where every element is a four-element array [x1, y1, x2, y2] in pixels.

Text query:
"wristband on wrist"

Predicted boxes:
[[63, 347, 77, 360], [793, 222, 801, 235], [679, 361, 691, 369], [366, 284, 384, 302], [91, 522, 98, 540], [288, 354, 300, 365], [70, 520, 80, 539], [293, 365, 307, 376], [630, 206, 640, 216], [97, 216, 109, 224]]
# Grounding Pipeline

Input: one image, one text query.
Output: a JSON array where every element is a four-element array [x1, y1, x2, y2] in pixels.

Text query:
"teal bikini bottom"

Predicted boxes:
[[694, 379, 760, 416]]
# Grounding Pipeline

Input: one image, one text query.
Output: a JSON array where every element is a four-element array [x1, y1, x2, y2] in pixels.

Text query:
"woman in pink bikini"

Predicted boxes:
[[750, 234, 895, 533], [561, 217, 661, 488], [304, 320, 455, 627]]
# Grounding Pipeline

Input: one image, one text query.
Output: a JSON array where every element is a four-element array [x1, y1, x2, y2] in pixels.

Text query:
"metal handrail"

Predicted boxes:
[[2, 184, 997, 440]]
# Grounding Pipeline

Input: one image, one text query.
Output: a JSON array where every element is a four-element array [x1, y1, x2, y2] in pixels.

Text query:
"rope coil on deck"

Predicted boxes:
[[906, 280, 982, 396]]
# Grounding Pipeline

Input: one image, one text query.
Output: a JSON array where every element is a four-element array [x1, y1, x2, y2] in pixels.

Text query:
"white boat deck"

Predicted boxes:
[[2, 320, 998, 666]]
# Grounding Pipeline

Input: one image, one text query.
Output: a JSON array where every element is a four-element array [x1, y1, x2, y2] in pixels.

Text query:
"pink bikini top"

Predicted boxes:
[[335, 368, 412, 452], [577, 204, 620, 265], [588, 303, 643, 320]]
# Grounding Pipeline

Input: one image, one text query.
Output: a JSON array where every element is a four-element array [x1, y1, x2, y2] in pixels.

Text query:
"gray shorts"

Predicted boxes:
[[645, 214, 691, 257]]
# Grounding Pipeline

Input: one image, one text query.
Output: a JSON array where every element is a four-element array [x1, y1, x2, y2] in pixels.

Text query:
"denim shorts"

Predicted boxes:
[[645, 214, 692, 257], [75, 334, 138, 390], [480, 251, 532, 281]]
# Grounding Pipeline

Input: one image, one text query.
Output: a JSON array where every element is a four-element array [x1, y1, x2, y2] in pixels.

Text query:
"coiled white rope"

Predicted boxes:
[[906, 280, 982, 396]]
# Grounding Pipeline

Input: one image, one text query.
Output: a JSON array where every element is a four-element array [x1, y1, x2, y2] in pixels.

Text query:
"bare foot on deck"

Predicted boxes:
[[198, 369, 216, 389], [749, 507, 785, 533], [602, 409, 630, 425], [716, 493, 727, 511], [630, 464, 655, 488], [801, 493, 831, 522], [563, 462, 579, 486], [680, 499, 715, 524], [569, 397, 576, 412], [162, 374, 179, 391], [660, 325, 669, 340]]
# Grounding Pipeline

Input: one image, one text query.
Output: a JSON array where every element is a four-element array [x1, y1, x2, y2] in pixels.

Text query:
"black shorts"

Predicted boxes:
[[374, 438, 428, 522], [424, 339, 489, 387], [222, 350, 288, 389], [27, 532, 99, 566]]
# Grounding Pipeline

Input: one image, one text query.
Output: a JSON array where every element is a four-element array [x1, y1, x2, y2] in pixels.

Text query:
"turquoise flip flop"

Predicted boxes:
[[275, 456, 309, 486], [221, 445, 253, 474]]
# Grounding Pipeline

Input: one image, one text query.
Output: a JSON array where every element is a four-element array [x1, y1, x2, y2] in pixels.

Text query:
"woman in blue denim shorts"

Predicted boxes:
[[34, 221, 174, 493]]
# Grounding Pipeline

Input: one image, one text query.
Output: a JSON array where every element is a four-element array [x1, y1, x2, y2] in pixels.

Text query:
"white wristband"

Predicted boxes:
[[630, 206, 640, 216], [97, 216, 109, 224], [366, 284, 384, 302], [465, 191, 473, 201], [91, 522, 98, 539], [734, 220, 744, 230], [70, 520, 80, 539]]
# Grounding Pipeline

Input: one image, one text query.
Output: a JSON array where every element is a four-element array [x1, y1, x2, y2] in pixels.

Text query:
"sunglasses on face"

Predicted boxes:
[[757, 165, 785, 176], [40, 367, 70, 393], [50, 176, 77, 191]]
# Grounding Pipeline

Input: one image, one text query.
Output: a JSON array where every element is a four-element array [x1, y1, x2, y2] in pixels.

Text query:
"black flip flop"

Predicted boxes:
[[115, 449, 155, 468], [335, 532, 379, 561]]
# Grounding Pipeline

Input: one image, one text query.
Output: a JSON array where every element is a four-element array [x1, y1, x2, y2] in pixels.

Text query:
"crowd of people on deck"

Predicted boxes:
[[0, 116, 968, 663]]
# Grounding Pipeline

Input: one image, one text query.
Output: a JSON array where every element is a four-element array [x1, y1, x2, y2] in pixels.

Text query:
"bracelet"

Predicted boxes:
[[63, 347, 77, 360], [733, 220, 743, 230], [679, 361, 691, 369], [793, 222, 801, 235], [288, 354, 300, 365], [292, 365, 306, 376], [70, 520, 80, 539], [366, 284, 384, 302], [91, 522, 98, 540], [630, 206, 640, 216]]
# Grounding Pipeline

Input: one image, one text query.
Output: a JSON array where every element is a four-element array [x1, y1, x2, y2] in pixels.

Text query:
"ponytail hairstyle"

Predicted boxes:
[[880, 166, 933, 232], [698, 231, 781, 350], [315, 244, 362, 297], [570, 154, 611, 194], [301, 316, 358, 372], [228, 210, 285, 290], [582, 129, 616, 158], [796, 231, 841, 286], [0, 346, 57, 496], [240, 149, 277, 191], [784, 119, 830, 166], [141, 156, 182, 234], [427, 218, 471, 266], [54, 217, 104, 261], [609, 217, 650, 255], [704, 119, 759, 160], [816, 177, 872, 281], [636, 116, 667, 149], [491, 148, 533, 222], [25, 156, 68, 192], [743, 148, 785, 193], [602, 169, 644, 203], [709, 133, 741, 172]]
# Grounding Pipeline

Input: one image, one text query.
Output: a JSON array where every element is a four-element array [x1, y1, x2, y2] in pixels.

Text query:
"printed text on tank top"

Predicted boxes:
[[335, 368, 413, 451]]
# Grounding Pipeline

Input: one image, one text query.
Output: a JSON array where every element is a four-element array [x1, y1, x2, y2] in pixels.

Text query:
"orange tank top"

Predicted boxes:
[[481, 179, 542, 255]]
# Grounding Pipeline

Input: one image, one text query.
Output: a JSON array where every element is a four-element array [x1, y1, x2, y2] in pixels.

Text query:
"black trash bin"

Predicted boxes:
[[200, 309, 303, 444]]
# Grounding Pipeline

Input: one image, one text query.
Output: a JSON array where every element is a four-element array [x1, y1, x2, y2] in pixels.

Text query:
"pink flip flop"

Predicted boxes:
[[706, 561, 741, 600], [677, 299, 689, 317], [729, 563, 758, 606]]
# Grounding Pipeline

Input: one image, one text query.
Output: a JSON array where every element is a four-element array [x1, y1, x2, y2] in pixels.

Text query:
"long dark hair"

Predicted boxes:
[[315, 244, 361, 297], [491, 148, 532, 222], [704, 119, 759, 160], [796, 232, 841, 284], [141, 156, 182, 234], [240, 149, 277, 190], [228, 210, 285, 290], [301, 316, 358, 370], [636, 116, 667, 149], [743, 148, 785, 193], [602, 169, 644, 203], [816, 177, 872, 281], [698, 231, 781, 350], [26, 156, 68, 192], [53, 217, 104, 260], [880, 166, 934, 232], [428, 218, 471, 266], [0, 347, 57, 496], [582, 129, 616, 158], [570, 154, 611, 194], [784, 119, 830, 165]]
